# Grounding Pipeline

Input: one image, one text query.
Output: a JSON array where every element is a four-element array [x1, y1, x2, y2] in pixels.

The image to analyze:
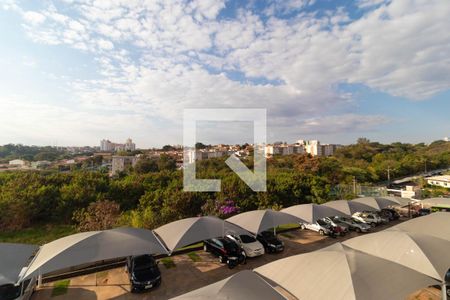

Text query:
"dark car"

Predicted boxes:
[[380, 208, 400, 221], [127, 255, 161, 293], [203, 237, 245, 269], [417, 208, 431, 216], [256, 231, 284, 253]]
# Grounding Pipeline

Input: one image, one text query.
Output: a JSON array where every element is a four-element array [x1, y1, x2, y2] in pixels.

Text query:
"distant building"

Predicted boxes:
[[8, 159, 27, 167], [265, 144, 305, 157], [124, 138, 136, 151], [100, 139, 114, 152], [426, 175, 450, 189], [100, 138, 136, 152], [296, 140, 341, 157], [111, 156, 138, 175], [31, 161, 51, 169], [185, 149, 233, 164]]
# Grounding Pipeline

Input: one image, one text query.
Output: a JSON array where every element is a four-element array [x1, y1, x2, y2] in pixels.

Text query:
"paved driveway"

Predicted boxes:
[[33, 220, 426, 300]]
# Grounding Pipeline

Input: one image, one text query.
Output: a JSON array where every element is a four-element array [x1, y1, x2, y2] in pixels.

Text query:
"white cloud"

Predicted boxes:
[[22, 11, 46, 25]]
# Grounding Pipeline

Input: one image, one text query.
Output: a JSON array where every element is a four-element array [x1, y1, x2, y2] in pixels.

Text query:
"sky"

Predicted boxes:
[[0, 0, 449, 148]]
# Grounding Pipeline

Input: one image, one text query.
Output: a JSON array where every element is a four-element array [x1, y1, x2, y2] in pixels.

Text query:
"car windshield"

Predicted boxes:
[[261, 231, 275, 238], [133, 256, 156, 270], [317, 219, 327, 225], [240, 235, 256, 243], [0, 284, 21, 300]]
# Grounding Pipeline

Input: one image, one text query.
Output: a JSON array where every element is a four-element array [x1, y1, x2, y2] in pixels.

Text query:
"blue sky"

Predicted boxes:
[[0, 0, 449, 147]]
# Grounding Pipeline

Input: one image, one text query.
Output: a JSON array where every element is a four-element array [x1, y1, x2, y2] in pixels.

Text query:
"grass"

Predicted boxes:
[[51, 280, 70, 297], [177, 242, 203, 252], [187, 252, 201, 262], [280, 232, 294, 239], [0, 225, 77, 245], [160, 257, 176, 269], [275, 223, 300, 232]]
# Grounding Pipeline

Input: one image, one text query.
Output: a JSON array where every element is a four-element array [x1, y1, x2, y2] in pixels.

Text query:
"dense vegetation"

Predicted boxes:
[[0, 139, 449, 241], [0, 144, 92, 163]]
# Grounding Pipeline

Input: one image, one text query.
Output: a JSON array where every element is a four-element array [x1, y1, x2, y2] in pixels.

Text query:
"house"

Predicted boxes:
[[426, 175, 450, 189], [8, 159, 27, 167]]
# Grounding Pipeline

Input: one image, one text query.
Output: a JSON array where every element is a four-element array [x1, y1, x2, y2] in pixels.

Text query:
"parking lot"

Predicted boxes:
[[31, 219, 436, 300]]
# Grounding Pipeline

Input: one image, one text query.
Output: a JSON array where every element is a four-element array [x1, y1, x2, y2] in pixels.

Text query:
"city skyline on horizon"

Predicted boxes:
[[0, 0, 449, 148]]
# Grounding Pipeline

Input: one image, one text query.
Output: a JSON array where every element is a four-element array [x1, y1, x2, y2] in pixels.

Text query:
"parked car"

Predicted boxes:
[[367, 211, 389, 224], [127, 255, 161, 293], [333, 216, 371, 233], [380, 208, 400, 221], [203, 237, 246, 268], [352, 212, 382, 227], [417, 208, 431, 216], [322, 217, 349, 235], [226, 234, 265, 257], [0, 273, 35, 300], [300, 219, 332, 236], [256, 231, 284, 253]]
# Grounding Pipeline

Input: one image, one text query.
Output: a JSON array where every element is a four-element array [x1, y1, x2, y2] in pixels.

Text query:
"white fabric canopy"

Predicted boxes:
[[226, 209, 304, 234], [255, 243, 437, 300], [0, 243, 38, 285], [322, 200, 373, 215], [154, 216, 248, 253], [392, 212, 450, 241], [378, 196, 412, 206], [351, 197, 398, 211], [343, 230, 450, 281], [281, 203, 345, 223], [170, 270, 286, 300], [420, 197, 450, 207], [21, 227, 167, 280]]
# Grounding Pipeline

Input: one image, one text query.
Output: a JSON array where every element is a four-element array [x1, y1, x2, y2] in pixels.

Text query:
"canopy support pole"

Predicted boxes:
[[442, 280, 447, 300], [37, 269, 42, 288]]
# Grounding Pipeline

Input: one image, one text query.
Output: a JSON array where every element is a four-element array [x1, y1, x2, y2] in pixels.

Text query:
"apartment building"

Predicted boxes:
[[111, 155, 138, 175], [100, 138, 136, 152]]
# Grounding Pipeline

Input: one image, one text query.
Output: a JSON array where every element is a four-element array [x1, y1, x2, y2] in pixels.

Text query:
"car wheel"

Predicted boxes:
[[355, 228, 361, 233], [370, 222, 376, 227], [447, 287, 450, 297], [300, 224, 306, 230], [319, 229, 324, 235], [218, 256, 224, 263]]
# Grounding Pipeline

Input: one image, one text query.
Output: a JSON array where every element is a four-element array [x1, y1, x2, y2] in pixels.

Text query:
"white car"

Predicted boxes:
[[226, 234, 265, 257], [352, 212, 382, 227], [300, 219, 331, 235]]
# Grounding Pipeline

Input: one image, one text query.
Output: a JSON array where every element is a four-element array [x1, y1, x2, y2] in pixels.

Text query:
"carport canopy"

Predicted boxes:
[[170, 270, 286, 300], [20, 227, 168, 281], [0, 243, 38, 285], [226, 209, 305, 234], [420, 197, 450, 207], [281, 203, 345, 223], [322, 200, 374, 215], [351, 197, 399, 211], [343, 229, 450, 281], [392, 212, 450, 241], [154, 216, 249, 253], [255, 243, 437, 300]]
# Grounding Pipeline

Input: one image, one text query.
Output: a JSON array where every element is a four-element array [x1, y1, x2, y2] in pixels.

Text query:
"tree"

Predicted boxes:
[[158, 154, 176, 171], [73, 200, 120, 231], [195, 142, 207, 149], [134, 158, 159, 173]]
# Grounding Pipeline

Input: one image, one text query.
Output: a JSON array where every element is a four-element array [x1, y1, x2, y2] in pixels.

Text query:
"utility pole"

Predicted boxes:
[[353, 176, 357, 195], [387, 166, 391, 184]]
